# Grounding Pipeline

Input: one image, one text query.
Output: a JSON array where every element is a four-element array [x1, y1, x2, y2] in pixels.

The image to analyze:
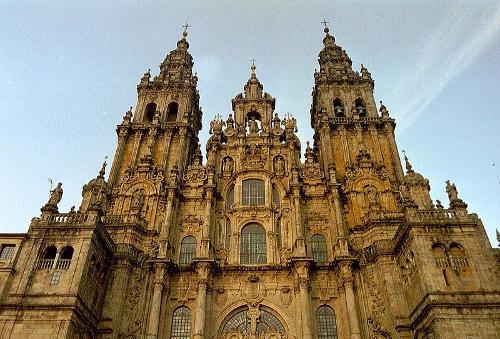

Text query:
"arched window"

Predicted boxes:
[[242, 179, 265, 206], [222, 307, 285, 335], [144, 102, 157, 122], [171, 306, 192, 339], [448, 243, 468, 269], [317, 305, 338, 339], [226, 186, 234, 209], [240, 223, 266, 264], [56, 246, 74, 270], [311, 234, 328, 263], [39, 245, 57, 269], [333, 98, 344, 117], [355, 98, 366, 117], [179, 236, 196, 265], [166, 102, 178, 122]]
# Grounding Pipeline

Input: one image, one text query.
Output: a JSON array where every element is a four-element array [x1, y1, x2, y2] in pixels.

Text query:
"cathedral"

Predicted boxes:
[[0, 25, 498, 339]]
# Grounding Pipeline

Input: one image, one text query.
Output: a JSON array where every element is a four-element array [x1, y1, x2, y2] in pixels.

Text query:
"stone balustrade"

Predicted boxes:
[[101, 214, 141, 226], [38, 259, 54, 269], [46, 213, 90, 224], [411, 209, 457, 222], [55, 259, 72, 270]]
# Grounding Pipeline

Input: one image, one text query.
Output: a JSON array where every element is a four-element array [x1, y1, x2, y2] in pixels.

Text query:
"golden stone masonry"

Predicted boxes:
[[0, 25, 499, 339]]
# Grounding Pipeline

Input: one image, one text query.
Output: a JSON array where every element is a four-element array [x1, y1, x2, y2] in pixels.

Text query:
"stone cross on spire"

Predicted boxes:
[[181, 20, 190, 38], [322, 19, 331, 34], [250, 58, 257, 77]]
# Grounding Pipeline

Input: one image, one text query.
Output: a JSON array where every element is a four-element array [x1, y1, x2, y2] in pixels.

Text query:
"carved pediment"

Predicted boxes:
[[242, 144, 266, 169], [344, 149, 389, 193], [122, 163, 165, 184], [180, 213, 204, 231]]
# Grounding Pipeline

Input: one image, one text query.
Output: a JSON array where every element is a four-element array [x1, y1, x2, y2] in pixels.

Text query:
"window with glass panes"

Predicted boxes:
[[317, 305, 338, 338], [311, 234, 328, 263], [179, 236, 196, 264], [171, 306, 192, 339], [0, 245, 15, 259], [240, 223, 266, 264], [242, 179, 265, 205]]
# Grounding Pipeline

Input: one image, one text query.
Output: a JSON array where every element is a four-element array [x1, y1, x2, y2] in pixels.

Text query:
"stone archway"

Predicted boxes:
[[219, 305, 288, 339]]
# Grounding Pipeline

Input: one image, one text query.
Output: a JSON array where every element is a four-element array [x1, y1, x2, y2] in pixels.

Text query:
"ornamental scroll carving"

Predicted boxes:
[[362, 266, 391, 339], [119, 265, 148, 338]]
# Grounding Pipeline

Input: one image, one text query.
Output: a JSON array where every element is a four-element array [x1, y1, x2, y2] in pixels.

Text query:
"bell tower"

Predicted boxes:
[[310, 24, 406, 228], [105, 28, 202, 232]]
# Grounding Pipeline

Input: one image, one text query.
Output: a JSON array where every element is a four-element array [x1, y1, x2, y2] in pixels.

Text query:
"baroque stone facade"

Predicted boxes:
[[0, 26, 499, 339]]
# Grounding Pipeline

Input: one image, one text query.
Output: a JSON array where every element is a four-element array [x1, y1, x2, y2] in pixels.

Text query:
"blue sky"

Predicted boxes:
[[1, 1, 499, 246]]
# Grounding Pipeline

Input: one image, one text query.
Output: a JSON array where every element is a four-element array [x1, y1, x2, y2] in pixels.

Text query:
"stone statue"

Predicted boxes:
[[445, 180, 458, 202], [48, 182, 63, 206], [132, 189, 145, 209], [248, 116, 259, 134], [274, 156, 285, 176], [223, 157, 233, 175]]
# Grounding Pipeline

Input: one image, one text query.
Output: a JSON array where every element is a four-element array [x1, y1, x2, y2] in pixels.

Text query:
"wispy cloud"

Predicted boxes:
[[391, 5, 500, 134]]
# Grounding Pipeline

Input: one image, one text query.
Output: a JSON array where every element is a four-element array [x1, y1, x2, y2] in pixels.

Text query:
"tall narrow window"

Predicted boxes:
[[240, 223, 266, 264], [355, 98, 366, 117], [226, 186, 234, 209], [242, 179, 265, 205], [0, 245, 15, 259], [333, 98, 344, 117], [166, 102, 178, 122], [144, 102, 157, 122], [311, 234, 328, 263], [317, 305, 338, 339], [179, 236, 196, 264], [225, 221, 232, 249], [56, 246, 74, 269], [171, 306, 192, 339]]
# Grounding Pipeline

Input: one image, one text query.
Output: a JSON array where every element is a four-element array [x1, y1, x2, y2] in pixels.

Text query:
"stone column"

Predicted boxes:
[[201, 189, 213, 258], [159, 190, 175, 257], [147, 263, 166, 339], [340, 262, 361, 339], [294, 261, 312, 339], [384, 123, 404, 182], [109, 129, 128, 186], [320, 124, 333, 174], [131, 130, 143, 166], [291, 181, 305, 256], [193, 261, 211, 339], [339, 126, 351, 167]]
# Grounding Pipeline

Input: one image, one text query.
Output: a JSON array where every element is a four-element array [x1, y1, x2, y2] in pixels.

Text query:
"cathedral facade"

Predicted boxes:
[[0, 27, 498, 339]]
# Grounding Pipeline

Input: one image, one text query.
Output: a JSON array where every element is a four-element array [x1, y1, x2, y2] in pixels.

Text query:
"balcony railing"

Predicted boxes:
[[47, 213, 89, 224], [412, 209, 457, 222], [55, 259, 71, 270], [38, 259, 54, 269], [102, 214, 141, 226]]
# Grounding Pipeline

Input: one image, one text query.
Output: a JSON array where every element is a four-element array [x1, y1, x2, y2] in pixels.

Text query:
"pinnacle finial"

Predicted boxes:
[[182, 20, 190, 38], [99, 156, 108, 177], [250, 58, 257, 77], [402, 150, 413, 173], [321, 19, 330, 34]]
